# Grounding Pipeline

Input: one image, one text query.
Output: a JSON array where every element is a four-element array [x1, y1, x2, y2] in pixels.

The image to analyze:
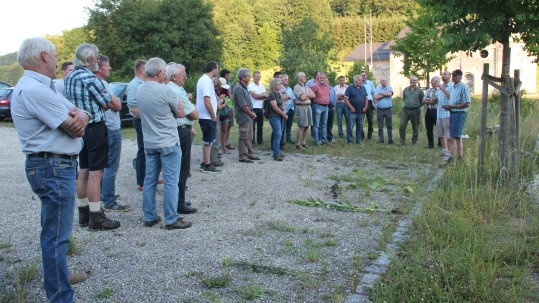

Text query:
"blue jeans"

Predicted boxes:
[[269, 115, 283, 157], [101, 128, 121, 207], [133, 118, 145, 186], [312, 103, 328, 143], [336, 102, 346, 137], [25, 156, 76, 303], [143, 145, 181, 225], [346, 110, 365, 144]]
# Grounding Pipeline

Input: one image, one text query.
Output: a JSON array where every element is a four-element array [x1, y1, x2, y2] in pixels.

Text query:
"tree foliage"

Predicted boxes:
[[390, 7, 452, 83], [46, 27, 90, 78], [87, 0, 222, 81], [345, 61, 374, 86], [330, 0, 417, 17]]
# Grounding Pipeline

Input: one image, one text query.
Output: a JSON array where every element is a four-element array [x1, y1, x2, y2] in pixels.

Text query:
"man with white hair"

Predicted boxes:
[[65, 43, 122, 230], [399, 75, 425, 145], [423, 76, 441, 149], [11, 37, 89, 303], [373, 77, 394, 144], [138, 58, 191, 230]]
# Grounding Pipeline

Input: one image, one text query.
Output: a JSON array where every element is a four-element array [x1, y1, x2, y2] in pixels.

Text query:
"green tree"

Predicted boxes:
[[345, 61, 374, 85], [421, 0, 539, 181], [87, 0, 222, 81], [330, 0, 417, 17], [390, 7, 452, 86], [46, 27, 90, 78], [0, 64, 23, 86]]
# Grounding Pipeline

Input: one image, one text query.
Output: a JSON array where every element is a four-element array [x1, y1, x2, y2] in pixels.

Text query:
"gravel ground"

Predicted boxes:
[[0, 127, 429, 303]]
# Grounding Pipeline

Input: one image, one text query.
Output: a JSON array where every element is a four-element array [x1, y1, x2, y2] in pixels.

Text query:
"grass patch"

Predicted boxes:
[[288, 197, 389, 212], [232, 260, 292, 276], [67, 236, 78, 256], [0, 243, 12, 250], [201, 275, 230, 288], [96, 288, 114, 299], [235, 284, 267, 300]]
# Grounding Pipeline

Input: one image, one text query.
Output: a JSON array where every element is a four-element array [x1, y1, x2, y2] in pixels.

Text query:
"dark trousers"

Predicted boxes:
[[285, 109, 294, 143], [425, 108, 437, 148], [327, 106, 335, 141], [362, 101, 374, 139], [252, 108, 264, 144], [177, 126, 192, 210], [133, 117, 145, 186], [377, 108, 393, 142]]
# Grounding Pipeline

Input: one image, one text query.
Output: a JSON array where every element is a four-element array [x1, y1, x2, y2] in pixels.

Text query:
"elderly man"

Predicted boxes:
[[54, 61, 74, 97], [233, 68, 259, 163], [334, 76, 348, 138], [442, 69, 470, 165], [197, 61, 221, 173], [360, 70, 376, 140], [399, 75, 425, 145], [127, 59, 148, 191], [293, 72, 315, 149], [11, 37, 89, 303], [344, 75, 369, 144], [436, 70, 454, 158], [167, 63, 198, 214], [65, 43, 121, 230], [137, 58, 191, 229], [373, 78, 394, 144], [423, 76, 441, 148], [95, 55, 130, 211], [247, 71, 268, 145], [311, 72, 330, 146]]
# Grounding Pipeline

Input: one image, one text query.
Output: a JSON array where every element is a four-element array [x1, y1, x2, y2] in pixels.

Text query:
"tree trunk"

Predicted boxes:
[[498, 38, 511, 183]]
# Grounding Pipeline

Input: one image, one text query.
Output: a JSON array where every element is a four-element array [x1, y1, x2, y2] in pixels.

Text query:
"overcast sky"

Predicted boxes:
[[2, 0, 93, 56]]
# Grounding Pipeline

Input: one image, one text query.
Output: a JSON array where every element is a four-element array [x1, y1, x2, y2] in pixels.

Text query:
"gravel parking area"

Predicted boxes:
[[0, 127, 429, 302]]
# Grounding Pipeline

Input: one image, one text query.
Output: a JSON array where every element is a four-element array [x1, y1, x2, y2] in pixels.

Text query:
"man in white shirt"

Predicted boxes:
[[247, 71, 268, 145]]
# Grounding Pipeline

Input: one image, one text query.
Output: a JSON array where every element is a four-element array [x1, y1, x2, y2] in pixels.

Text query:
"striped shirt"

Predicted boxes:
[[449, 82, 471, 112], [168, 82, 196, 126], [437, 82, 453, 118], [65, 66, 112, 123]]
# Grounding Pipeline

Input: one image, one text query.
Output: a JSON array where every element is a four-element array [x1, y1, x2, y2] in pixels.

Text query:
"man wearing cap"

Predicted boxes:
[[399, 75, 424, 145], [442, 69, 470, 164]]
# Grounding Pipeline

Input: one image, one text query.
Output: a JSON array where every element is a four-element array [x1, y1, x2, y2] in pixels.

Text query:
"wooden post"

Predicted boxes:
[[507, 75, 517, 181], [513, 70, 521, 180], [477, 64, 489, 184]]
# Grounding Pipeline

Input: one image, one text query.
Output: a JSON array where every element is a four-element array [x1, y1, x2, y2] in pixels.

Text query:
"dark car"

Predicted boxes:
[[0, 87, 13, 121], [110, 82, 132, 126]]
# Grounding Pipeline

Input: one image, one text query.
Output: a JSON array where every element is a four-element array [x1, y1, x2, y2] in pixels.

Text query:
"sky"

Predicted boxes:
[[1, 0, 94, 56]]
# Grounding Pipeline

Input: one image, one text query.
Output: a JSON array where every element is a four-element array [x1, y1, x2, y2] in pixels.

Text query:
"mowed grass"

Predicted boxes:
[[370, 94, 539, 302]]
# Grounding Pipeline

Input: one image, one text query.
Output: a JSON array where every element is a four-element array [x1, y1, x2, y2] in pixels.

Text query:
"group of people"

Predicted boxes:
[[10, 36, 470, 302]]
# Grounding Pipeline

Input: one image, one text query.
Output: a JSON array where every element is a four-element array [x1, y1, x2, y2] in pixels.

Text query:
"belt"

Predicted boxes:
[[313, 103, 328, 107], [377, 107, 391, 111], [405, 106, 421, 110], [178, 125, 192, 129], [27, 152, 77, 160], [296, 103, 310, 106], [450, 111, 466, 114]]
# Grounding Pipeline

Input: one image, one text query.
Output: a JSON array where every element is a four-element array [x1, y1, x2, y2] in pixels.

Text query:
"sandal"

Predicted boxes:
[[225, 144, 235, 150], [296, 145, 305, 150], [302, 144, 309, 149]]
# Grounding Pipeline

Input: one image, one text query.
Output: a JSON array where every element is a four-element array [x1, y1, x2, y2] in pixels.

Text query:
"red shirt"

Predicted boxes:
[[311, 82, 330, 105]]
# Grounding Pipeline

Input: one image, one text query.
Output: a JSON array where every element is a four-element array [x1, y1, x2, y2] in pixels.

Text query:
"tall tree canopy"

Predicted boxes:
[[87, 0, 222, 80]]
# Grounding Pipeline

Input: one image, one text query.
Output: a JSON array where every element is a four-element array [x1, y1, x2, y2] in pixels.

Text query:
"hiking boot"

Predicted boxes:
[[88, 209, 121, 230], [165, 218, 192, 230], [78, 206, 89, 227], [202, 164, 221, 174], [273, 155, 284, 161], [105, 202, 131, 212], [69, 271, 87, 285], [144, 215, 162, 227], [247, 154, 260, 160]]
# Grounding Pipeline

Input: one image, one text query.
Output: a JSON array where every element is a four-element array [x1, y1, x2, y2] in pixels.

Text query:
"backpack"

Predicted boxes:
[[263, 98, 270, 119]]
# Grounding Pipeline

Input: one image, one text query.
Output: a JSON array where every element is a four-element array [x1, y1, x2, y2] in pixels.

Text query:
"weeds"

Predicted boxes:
[[235, 284, 267, 300], [96, 288, 114, 299]]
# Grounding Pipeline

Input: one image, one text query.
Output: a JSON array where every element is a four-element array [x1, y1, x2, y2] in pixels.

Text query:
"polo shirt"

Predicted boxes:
[[344, 85, 368, 112]]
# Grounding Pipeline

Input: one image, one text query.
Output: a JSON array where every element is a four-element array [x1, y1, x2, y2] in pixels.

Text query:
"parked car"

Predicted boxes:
[[0, 87, 13, 121], [109, 82, 132, 126], [0, 81, 12, 89]]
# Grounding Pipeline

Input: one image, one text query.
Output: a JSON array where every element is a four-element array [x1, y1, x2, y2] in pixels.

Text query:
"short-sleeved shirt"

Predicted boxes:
[[374, 85, 393, 108], [424, 87, 439, 110], [196, 74, 217, 119], [345, 85, 368, 112], [363, 79, 376, 101], [247, 82, 266, 109], [233, 82, 253, 125], [334, 84, 348, 103], [437, 82, 454, 118], [449, 81, 471, 112], [53, 79, 66, 97], [293, 84, 313, 106], [11, 70, 83, 155], [127, 76, 144, 116], [65, 66, 112, 123], [403, 86, 424, 109], [102, 79, 121, 130], [267, 91, 283, 118], [168, 82, 196, 126], [284, 86, 295, 111], [137, 81, 180, 148], [311, 83, 330, 105]]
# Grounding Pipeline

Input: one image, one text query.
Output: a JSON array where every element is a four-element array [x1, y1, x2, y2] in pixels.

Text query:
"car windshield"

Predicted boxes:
[[110, 83, 127, 96], [0, 89, 12, 98]]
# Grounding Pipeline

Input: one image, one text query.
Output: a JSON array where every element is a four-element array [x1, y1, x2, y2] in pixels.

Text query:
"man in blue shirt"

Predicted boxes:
[[344, 75, 369, 144], [361, 70, 376, 140], [373, 78, 394, 144]]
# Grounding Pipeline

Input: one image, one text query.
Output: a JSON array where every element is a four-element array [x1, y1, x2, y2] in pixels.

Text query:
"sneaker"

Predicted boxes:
[[212, 160, 224, 167], [105, 202, 131, 212], [247, 155, 260, 160], [78, 206, 89, 227], [88, 209, 121, 230], [144, 215, 162, 227], [239, 158, 254, 163], [69, 271, 87, 285], [199, 163, 204, 172], [225, 144, 235, 150], [388, 140, 394, 145], [273, 155, 284, 161], [165, 218, 192, 230], [202, 164, 221, 173]]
